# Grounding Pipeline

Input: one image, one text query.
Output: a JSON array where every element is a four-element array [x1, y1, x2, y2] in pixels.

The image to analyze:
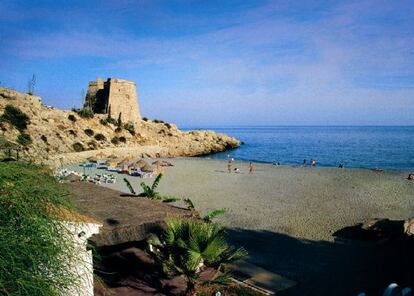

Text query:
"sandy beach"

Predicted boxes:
[[65, 158, 414, 295], [66, 158, 414, 241]]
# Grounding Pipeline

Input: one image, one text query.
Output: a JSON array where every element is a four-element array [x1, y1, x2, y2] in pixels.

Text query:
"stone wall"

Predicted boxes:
[[107, 78, 141, 126], [85, 78, 141, 125]]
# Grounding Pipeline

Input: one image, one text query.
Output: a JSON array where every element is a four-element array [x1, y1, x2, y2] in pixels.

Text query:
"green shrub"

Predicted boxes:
[[68, 114, 77, 122], [0, 162, 79, 295], [72, 142, 84, 152], [69, 129, 77, 136], [111, 136, 119, 145], [142, 117, 148, 121], [84, 129, 94, 137], [99, 118, 108, 126], [41, 135, 48, 142], [115, 127, 122, 133], [0, 105, 30, 131], [119, 136, 126, 143], [76, 108, 94, 118], [94, 133, 106, 141], [17, 133, 32, 146], [164, 123, 172, 129], [123, 122, 135, 135]]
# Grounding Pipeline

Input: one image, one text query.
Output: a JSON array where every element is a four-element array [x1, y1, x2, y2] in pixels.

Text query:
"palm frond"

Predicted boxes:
[[123, 178, 136, 195], [140, 181, 153, 197], [151, 173, 163, 191], [183, 198, 195, 210], [203, 209, 226, 223], [202, 273, 232, 286]]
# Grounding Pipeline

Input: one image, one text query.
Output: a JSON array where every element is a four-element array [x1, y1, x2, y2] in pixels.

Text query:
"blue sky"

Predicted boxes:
[[0, 0, 413, 126]]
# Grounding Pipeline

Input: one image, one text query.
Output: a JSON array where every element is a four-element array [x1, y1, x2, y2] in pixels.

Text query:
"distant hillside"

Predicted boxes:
[[0, 87, 239, 167]]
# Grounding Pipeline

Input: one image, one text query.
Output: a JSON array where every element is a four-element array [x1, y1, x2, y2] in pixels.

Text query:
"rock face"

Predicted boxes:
[[85, 78, 141, 126], [0, 86, 239, 166]]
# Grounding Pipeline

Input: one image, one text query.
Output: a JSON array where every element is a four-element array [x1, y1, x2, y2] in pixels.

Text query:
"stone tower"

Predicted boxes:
[[85, 78, 141, 126]]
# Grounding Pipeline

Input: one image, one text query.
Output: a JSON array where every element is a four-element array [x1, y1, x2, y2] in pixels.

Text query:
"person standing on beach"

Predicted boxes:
[[249, 162, 254, 174], [227, 155, 233, 173], [303, 159, 307, 167]]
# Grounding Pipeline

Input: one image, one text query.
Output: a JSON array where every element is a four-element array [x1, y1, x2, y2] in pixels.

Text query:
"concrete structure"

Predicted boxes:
[[85, 78, 141, 126], [55, 207, 102, 296]]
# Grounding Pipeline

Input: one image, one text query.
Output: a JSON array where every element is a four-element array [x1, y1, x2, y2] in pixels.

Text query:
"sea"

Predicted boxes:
[[183, 126, 414, 171]]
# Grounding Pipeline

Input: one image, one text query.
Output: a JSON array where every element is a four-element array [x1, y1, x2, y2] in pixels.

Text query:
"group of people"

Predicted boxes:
[[227, 155, 254, 174], [303, 159, 316, 167]]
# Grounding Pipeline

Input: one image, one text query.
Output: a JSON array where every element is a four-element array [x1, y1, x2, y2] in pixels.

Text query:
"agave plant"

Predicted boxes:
[[148, 218, 247, 294], [123, 174, 179, 203]]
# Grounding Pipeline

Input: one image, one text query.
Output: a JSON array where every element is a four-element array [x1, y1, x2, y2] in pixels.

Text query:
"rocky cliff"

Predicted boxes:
[[0, 87, 239, 166]]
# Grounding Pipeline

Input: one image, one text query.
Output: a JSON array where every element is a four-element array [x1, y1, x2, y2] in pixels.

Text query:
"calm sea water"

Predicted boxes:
[[184, 126, 414, 171]]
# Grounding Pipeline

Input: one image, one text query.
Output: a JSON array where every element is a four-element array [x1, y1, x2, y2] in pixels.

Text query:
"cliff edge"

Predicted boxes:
[[0, 86, 239, 167]]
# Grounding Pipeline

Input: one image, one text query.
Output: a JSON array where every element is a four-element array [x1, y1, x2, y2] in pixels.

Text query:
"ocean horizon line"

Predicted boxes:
[[181, 125, 414, 130]]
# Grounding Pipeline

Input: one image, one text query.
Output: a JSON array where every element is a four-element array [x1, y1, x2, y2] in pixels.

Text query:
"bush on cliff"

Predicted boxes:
[[84, 129, 94, 137], [75, 108, 94, 119], [0, 105, 30, 131], [94, 133, 106, 142], [17, 133, 32, 146], [72, 142, 84, 152], [123, 122, 135, 135], [68, 114, 77, 122], [0, 162, 79, 295], [111, 136, 119, 145]]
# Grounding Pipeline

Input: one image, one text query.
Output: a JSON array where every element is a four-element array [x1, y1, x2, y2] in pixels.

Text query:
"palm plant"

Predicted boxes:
[[123, 174, 179, 203], [184, 198, 226, 222], [148, 218, 247, 294]]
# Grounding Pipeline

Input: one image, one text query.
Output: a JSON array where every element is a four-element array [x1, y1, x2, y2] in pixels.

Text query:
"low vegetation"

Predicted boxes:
[[17, 133, 32, 146], [111, 136, 119, 145], [94, 133, 106, 141], [0, 105, 30, 131], [74, 108, 94, 118], [68, 114, 77, 122], [123, 122, 135, 135], [119, 136, 126, 143], [0, 162, 80, 295], [84, 129, 94, 137], [41, 135, 48, 143], [72, 142, 84, 152]]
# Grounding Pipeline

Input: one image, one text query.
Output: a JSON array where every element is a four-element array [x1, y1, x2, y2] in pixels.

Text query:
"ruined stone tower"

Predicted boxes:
[[85, 78, 141, 126]]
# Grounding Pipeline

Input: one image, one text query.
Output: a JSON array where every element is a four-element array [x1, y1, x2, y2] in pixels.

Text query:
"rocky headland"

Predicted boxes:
[[0, 86, 239, 167]]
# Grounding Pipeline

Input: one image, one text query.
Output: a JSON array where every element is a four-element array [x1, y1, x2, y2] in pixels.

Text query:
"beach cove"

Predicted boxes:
[[65, 157, 414, 295]]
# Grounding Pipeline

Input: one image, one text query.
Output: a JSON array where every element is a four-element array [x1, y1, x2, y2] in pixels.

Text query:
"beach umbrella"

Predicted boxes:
[[141, 164, 154, 172], [118, 158, 130, 166], [152, 160, 163, 168], [135, 159, 149, 168]]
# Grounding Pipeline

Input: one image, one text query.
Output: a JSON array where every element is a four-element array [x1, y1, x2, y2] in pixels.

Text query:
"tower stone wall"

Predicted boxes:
[[85, 78, 141, 126]]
